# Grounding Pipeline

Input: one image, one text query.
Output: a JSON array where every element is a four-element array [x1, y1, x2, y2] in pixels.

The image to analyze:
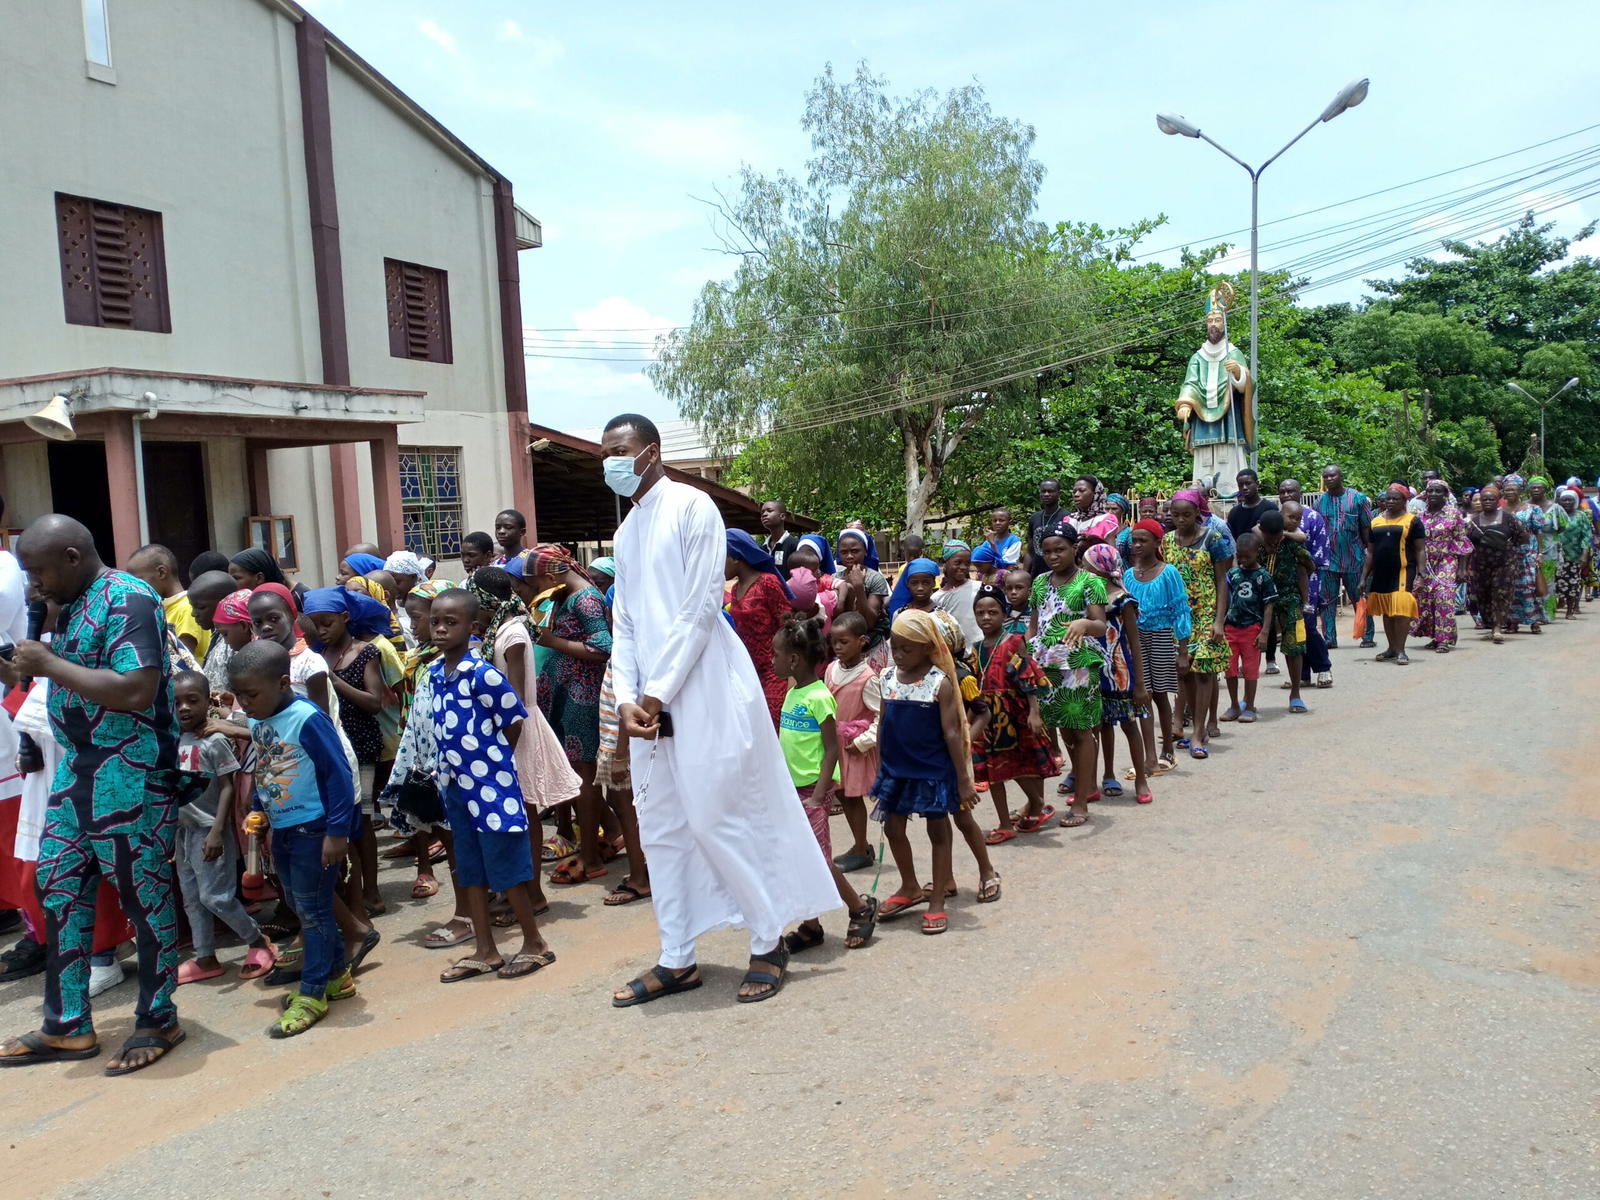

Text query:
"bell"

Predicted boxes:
[[24, 394, 76, 441]]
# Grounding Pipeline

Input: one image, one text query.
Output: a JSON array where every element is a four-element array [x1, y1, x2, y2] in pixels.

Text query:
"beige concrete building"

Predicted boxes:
[[0, 0, 541, 581]]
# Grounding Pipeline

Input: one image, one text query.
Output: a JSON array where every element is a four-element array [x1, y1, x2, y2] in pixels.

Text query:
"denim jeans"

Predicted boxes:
[[270, 823, 344, 998]]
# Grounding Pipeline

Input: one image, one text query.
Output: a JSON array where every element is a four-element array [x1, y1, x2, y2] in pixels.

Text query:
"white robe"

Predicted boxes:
[[613, 479, 840, 962]]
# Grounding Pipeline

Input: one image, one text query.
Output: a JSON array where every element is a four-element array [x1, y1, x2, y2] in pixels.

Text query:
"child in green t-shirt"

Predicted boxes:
[[771, 614, 879, 953]]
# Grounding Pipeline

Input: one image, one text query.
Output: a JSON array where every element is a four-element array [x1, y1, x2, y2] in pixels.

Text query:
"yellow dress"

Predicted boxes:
[[1365, 512, 1421, 619]]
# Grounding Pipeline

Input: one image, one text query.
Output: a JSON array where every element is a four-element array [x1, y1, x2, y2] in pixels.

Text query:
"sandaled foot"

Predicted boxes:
[[1394, 652, 1410, 665], [1238, 707, 1258, 723], [782, 924, 826, 954], [105, 1025, 185, 1074], [921, 911, 949, 935], [1220, 706, 1241, 722], [1102, 778, 1124, 796], [845, 897, 878, 949], [549, 859, 608, 886], [440, 956, 504, 983], [497, 949, 556, 980], [832, 849, 875, 872], [977, 874, 1001, 904], [737, 946, 790, 1002], [1289, 697, 1308, 714], [877, 891, 927, 921], [1190, 745, 1210, 759], [422, 918, 474, 948], [0, 1030, 100, 1067], [411, 874, 440, 899], [1059, 811, 1089, 827], [984, 826, 1017, 845], [1014, 805, 1055, 833], [613, 963, 701, 1007], [271, 995, 327, 1039], [603, 880, 652, 906]]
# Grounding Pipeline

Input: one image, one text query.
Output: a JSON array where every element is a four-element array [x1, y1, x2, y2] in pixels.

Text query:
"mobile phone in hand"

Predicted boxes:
[[657, 711, 674, 738]]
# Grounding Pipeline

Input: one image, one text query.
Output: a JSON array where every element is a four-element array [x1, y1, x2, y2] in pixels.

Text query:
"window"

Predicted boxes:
[[385, 259, 452, 363], [400, 447, 463, 559], [56, 193, 170, 332], [82, 0, 112, 67]]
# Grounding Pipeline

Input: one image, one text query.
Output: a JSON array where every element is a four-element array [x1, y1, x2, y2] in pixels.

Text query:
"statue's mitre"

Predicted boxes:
[[1205, 281, 1235, 314]]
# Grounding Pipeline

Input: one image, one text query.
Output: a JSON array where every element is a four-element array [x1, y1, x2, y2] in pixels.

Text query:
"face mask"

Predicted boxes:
[[603, 448, 649, 497]]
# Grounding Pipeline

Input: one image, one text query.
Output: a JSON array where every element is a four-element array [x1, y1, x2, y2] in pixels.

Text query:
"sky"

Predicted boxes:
[[300, 0, 1600, 433]]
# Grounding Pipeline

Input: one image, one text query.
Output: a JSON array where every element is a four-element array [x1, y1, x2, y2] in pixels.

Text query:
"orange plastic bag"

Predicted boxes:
[[1350, 598, 1367, 642]]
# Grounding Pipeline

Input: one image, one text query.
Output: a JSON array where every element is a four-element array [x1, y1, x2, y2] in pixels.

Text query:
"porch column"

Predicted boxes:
[[369, 428, 403, 552], [246, 441, 273, 516], [329, 443, 362, 555], [103, 415, 142, 567], [507, 410, 537, 540]]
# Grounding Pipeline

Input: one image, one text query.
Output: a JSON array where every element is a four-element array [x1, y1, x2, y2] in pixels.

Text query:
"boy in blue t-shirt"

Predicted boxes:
[[231, 641, 357, 1038]]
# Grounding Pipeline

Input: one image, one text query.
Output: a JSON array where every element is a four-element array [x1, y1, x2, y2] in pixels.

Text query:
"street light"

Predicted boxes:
[[1156, 78, 1370, 466], [1507, 377, 1581, 459]]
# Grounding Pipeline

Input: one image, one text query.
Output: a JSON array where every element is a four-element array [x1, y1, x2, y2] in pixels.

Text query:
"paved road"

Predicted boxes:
[[3, 618, 1597, 1199]]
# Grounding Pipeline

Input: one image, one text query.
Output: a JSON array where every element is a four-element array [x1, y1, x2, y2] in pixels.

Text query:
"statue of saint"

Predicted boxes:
[[1174, 282, 1255, 490]]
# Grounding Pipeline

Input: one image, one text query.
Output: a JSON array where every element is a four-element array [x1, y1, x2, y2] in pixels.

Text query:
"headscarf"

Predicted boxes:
[[1040, 519, 1079, 544], [888, 609, 969, 759], [527, 543, 578, 579], [1528, 475, 1551, 494], [253, 581, 299, 618], [940, 538, 971, 562], [837, 528, 879, 569], [383, 550, 427, 579], [342, 552, 385, 577], [465, 573, 528, 664], [409, 579, 456, 599], [797, 534, 835, 577], [974, 580, 1010, 617], [229, 547, 287, 586], [1082, 543, 1124, 578], [726, 528, 796, 603], [1171, 487, 1212, 517], [1132, 518, 1166, 543], [1077, 477, 1108, 516], [787, 566, 819, 610], [501, 552, 529, 580], [1504, 473, 1526, 490], [344, 574, 401, 637], [586, 556, 617, 581], [214, 589, 254, 626], [1105, 493, 1131, 517], [302, 586, 393, 639], [886, 557, 939, 619]]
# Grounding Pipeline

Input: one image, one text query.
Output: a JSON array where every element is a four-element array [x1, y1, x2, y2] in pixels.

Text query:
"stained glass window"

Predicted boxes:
[[399, 447, 463, 559]]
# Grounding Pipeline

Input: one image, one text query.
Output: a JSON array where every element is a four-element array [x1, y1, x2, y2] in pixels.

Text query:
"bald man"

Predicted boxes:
[[127, 543, 205, 659], [0, 515, 185, 1075]]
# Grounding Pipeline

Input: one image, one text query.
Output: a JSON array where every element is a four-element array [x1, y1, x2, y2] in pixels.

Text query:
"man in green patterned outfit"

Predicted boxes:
[[0, 515, 185, 1075]]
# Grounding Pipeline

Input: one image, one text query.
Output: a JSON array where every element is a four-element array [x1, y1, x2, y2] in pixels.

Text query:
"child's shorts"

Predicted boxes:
[[444, 784, 534, 892], [1224, 623, 1263, 680]]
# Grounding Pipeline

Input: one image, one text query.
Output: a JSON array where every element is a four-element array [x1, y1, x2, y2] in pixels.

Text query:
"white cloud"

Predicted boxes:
[[416, 18, 458, 56], [496, 18, 565, 66], [523, 298, 679, 383], [599, 109, 766, 171], [550, 203, 697, 255]]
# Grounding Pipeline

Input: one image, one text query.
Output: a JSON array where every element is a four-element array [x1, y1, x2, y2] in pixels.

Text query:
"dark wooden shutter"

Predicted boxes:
[[56, 193, 170, 332], [385, 258, 451, 362]]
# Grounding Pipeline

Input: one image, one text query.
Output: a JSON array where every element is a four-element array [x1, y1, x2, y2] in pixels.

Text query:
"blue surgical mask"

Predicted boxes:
[[603, 448, 649, 498]]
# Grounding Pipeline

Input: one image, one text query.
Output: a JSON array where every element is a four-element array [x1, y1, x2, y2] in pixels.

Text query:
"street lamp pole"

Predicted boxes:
[[1507, 377, 1581, 460], [1156, 79, 1369, 469]]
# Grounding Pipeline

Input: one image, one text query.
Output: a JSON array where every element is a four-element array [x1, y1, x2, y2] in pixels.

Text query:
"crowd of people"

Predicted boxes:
[[0, 428, 1595, 1071]]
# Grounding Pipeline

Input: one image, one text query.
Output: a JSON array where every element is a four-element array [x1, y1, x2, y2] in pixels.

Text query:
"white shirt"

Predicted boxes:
[[0, 550, 27, 645]]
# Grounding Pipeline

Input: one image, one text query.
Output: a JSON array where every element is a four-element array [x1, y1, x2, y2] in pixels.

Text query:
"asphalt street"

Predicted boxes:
[[3, 616, 1596, 1199]]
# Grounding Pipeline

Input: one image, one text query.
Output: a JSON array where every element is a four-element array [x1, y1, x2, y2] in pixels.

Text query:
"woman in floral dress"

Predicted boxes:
[[1410, 480, 1472, 653], [1528, 477, 1568, 624], [1160, 490, 1232, 761], [1502, 477, 1547, 632], [1554, 487, 1592, 618]]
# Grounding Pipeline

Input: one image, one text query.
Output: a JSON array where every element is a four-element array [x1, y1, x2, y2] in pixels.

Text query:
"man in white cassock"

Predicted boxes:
[[601, 414, 840, 1007]]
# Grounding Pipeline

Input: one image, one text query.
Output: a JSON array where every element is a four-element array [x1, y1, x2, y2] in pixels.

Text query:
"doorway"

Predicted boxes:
[[142, 441, 209, 580], [47, 441, 114, 564]]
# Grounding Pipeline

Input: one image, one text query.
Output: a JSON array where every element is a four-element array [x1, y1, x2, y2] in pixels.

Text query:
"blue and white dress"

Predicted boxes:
[[870, 666, 959, 819]]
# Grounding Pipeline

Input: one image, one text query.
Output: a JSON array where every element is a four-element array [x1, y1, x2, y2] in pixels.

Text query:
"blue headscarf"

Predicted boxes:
[[797, 533, 836, 576], [341, 552, 385, 577], [726, 528, 796, 603], [837, 528, 879, 570], [303, 586, 394, 639], [886, 557, 939, 619]]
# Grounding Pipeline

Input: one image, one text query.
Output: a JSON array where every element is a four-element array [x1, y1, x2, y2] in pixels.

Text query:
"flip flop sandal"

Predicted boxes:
[[877, 892, 928, 921], [613, 964, 703, 1008], [611, 966, 700, 1004], [1014, 805, 1056, 833], [921, 911, 949, 935], [736, 946, 789, 1003], [977, 875, 1002, 904], [0, 1031, 101, 1067], [491, 908, 518, 928], [1102, 778, 1123, 796], [1136, 791, 1155, 805], [176, 960, 225, 985], [1219, 709, 1241, 722], [1174, 737, 1192, 749], [782, 925, 826, 954], [411, 875, 440, 899], [349, 927, 381, 972], [1289, 698, 1309, 714], [440, 957, 504, 983], [603, 881, 652, 906], [1157, 755, 1177, 771], [1055, 772, 1076, 795], [549, 860, 608, 886], [422, 919, 474, 949], [239, 945, 278, 981], [104, 1028, 186, 1076], [1059, 812, 1089, 827], [1394, 653, 1410, 665], [1122, 766, 1139, 781], [984, 827, 1018, 845], [1374, 650, 1396, 661], [845, 896, 879, 949], [920, 882, 959, 899], [497, 950, 556, 980], [1189, 746, 1210, 759]]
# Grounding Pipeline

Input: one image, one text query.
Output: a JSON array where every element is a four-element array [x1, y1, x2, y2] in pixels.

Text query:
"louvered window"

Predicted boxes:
[[385, 258, 452, 363], [56, 193, 170, 332]]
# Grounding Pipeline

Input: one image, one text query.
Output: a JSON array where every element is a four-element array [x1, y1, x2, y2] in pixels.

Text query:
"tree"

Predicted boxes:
[[650, 64, 1087, 533]]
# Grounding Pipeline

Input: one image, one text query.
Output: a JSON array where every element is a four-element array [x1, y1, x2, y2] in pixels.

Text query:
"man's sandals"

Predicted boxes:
[[613, 964, 703, 1008], [736, 945, 790, 1004]]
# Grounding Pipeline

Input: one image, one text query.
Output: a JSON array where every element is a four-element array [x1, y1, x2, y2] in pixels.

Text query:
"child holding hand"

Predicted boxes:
[[824, 611, 880, 874]]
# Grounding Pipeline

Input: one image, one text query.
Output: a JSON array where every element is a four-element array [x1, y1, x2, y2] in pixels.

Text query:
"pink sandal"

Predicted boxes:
[[1136, 791, 1154, 805], [238, 944, 279, 981], [177, 959, 226, 985]]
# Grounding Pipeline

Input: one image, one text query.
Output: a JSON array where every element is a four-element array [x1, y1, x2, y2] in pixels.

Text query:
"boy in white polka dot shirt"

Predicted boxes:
[[425, 590, 555, 983]]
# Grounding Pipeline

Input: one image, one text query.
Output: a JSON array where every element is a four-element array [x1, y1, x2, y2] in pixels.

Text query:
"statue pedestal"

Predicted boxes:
[[1189, 440, 1251, 494]]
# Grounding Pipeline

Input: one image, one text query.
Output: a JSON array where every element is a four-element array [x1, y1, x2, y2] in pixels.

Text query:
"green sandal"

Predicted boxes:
[[271, 993, 328, 1038]]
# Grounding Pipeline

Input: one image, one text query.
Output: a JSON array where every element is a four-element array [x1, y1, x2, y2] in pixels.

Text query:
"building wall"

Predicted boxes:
[[0, 0, 319, 382]]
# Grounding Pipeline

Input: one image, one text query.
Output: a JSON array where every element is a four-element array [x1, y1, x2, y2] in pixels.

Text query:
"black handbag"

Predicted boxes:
[[395, 768, 444, 826]]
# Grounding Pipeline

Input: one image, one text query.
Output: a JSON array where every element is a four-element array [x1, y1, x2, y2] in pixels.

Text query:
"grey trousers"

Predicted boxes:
[[174, 821, 261, 957]]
